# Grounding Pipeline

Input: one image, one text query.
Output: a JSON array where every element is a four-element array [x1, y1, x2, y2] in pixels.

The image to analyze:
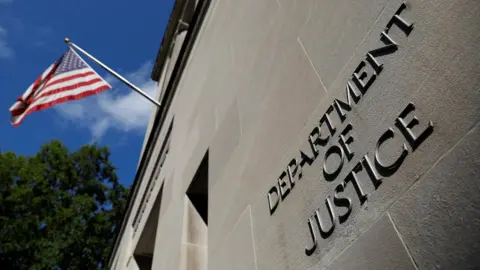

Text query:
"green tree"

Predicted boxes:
[[0, 140, 129, 270]]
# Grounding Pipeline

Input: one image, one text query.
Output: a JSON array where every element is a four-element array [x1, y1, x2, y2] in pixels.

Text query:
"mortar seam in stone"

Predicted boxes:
[[211, 33, 335, 227], [180, 242, 208, 248], [208, 99, 246, 191], [209, 205, 251, 255], [328, 0, 391, 90], [319, 122, 479, 268], [249, 205, 259, 270], [297, 36, 328, 93], [323, 213, 389, 268], [387, 211, 419, 270], [386, 121, 480, 216]]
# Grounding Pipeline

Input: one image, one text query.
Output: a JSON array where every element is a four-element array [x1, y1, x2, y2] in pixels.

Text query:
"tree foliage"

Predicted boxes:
[[0, 140, 129, 269]]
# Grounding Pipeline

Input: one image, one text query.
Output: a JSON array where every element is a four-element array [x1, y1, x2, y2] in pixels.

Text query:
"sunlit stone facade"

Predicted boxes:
[[108, 0, 480, 269]]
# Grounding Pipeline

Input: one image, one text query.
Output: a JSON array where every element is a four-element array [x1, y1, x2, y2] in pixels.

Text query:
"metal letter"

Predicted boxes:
[[334, 182, 352, 223], [352, 61, 376, 94], [309, 126, 328, 156], [395, 102, 434, 151], [333, 81, 362, 122], [362, 154, 383, 189], [320, 106, 337, 137], [305, 216, 318, 256], [366, 31, 399, 74], [323, 144, 345, 181], [339, 123, 355, 161], [300, 149, 316, 168], [345, 163, 368, 204], [374, 128, 408, 177], [385, 3, 414, 36], [287, 158, 299, 187], [278, 170, 291, 200], [267, 185, 280, 215], [315, 196, 336, 238]]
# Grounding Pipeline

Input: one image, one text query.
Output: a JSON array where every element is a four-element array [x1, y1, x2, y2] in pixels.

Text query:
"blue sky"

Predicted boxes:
[[0, 0, 175, 187]]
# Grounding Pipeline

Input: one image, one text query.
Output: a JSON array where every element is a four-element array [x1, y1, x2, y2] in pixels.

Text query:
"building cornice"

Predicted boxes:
[[150, 0, 190, 82], [107, 0, 212, 268]]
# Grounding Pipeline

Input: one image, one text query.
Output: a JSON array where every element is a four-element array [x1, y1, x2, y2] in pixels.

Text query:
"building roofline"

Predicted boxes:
[[107, 0, 211, 267], [150, 0, 190, 82]]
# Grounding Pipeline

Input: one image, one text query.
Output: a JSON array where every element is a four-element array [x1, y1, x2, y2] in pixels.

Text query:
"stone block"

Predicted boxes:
[[209, 129, 255, 251], [181, 105, 216, 193], [389, 124, 480, 269], [152, 196, 185, 269], [178, 243, 208, 270], [248, 1, 480, 268], [182, 196, 208, 246], [298, 0, 391, 89], [325, 213, 416, 270], [214, 35, 327, 256], [209, 98, 242, 189], [209, 207, 257, 270]]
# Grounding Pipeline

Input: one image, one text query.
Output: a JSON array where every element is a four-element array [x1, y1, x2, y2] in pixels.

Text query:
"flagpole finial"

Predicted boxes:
[[64, 37, 70, 44]]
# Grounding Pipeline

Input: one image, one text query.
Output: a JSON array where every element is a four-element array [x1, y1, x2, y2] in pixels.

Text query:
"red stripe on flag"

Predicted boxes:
[[27, 68, 58, 105], [34, 78, 105, 101], [10, 107, 26, 116], [43, 71, 96, 89], [11, 85, 111, 127]]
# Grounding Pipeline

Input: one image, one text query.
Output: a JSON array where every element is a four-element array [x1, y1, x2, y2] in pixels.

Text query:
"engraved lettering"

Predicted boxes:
[[339, 124, 355, 161], [287, 158, 299, 186], [395, 102, 434, 151], [361, 154, 383, 189], [366, 52, 383, 75], [352, 61, 376, 94], [267, 185, 280, 215], [386, 3, 414, 36], [320, 106, 337, 137], [266, 7, 431, 252], [333, 81, 361, 122], [309, 126, 328, 156], [278, 170, 291, 200], [374, 128, 408, 177], [300, 149, 315, 168], [305, 216, 318, 256], [323, 144, 345, 181], [333, 182, 352, 223], [366, 31, 399, 74], [345, 163, 368, 204], [314, 196, 336, 238]]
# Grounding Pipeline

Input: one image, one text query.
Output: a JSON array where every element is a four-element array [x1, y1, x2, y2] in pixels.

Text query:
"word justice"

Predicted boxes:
[[304, 103, 433, 255], [262, 3, 434, 257]]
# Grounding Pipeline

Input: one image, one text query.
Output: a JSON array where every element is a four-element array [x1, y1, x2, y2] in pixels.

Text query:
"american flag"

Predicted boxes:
[[10, 48, 111, 126]]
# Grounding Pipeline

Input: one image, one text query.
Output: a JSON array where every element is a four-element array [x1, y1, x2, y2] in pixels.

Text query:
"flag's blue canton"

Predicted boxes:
[[54, 50, 88, 75]]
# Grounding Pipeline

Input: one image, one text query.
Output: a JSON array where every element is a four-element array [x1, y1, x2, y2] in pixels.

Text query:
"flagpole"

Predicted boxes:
[[64, 38, 161, 108]]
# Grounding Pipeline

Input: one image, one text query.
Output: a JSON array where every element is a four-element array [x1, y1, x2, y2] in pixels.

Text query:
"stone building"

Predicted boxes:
[[108, 0, 480, 269]]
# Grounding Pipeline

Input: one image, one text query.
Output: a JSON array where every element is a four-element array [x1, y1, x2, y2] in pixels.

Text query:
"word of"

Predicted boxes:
[[305, 103, 433, 255]]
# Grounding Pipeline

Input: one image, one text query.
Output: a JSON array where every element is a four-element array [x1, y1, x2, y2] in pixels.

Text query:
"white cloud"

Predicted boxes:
[[57, 102, 85, 118], [55, 62, 158, 140], [91, 118, 111, 141], [0, 27, 14, 59]]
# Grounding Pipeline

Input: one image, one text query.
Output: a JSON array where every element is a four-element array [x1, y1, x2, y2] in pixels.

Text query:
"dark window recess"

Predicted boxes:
[[134, 254, 153, 270], [186, 150, 209, 225], [133, 183, 164, 269]]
